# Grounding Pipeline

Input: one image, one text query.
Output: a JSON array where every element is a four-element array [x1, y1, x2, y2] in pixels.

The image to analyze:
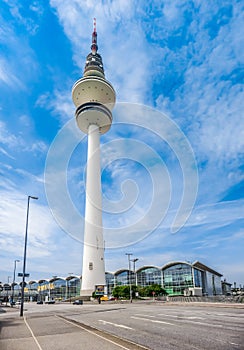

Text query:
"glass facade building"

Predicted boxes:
[[105, 272, 115, 295], [137, 267, 162, 287], [163, 263, 194, 295], [161, 261, 222, 296], [114, 270, 136, 286], [1, 261, 223, 301]]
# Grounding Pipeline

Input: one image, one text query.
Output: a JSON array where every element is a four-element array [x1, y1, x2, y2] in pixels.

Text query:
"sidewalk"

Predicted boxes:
[[0, 306, 35, 350]]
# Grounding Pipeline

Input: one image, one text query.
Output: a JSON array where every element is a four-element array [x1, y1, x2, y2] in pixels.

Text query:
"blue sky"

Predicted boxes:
[[0, 0, 243, 286]]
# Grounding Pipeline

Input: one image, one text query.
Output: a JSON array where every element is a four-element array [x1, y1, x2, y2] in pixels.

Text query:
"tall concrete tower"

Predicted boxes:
[[72, 19, 116, 297]]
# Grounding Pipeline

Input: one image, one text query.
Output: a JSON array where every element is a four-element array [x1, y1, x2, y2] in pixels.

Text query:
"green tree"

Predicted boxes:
[[137, 284, 167, 297], [112, 284, 167, 299], [112, 285, 136, 299]]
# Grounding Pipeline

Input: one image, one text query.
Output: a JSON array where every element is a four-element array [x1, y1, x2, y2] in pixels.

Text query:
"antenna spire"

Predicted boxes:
[[91, 18, 98, 54], [93, 17, 96, 33]]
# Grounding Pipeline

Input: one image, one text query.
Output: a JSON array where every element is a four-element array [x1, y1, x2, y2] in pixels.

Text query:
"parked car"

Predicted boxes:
[[45, 300, 55, 304], [73, 300, 83, 305], [36, 300, 43, 304]]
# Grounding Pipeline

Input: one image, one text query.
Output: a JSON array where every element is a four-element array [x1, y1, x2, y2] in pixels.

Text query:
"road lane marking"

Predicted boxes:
[[99, 320, 134, 330], [135, 313, 204, 320], [158, 314, 177, 317], [24, 317, 43, 350], [182, 320, 223, 328], [132, 316, 225, 329], [57, 315, 148, 350], [158, 313, 205, 320], [162, 315, 224, 328], [134, 314, 156, 318], [131, 316, 176, 326], [216, 313, 244, 317], [157, 314, 227, 328]]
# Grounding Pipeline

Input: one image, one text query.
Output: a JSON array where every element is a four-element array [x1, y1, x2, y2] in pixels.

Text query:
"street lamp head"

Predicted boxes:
[[29, 196, 38, 200]]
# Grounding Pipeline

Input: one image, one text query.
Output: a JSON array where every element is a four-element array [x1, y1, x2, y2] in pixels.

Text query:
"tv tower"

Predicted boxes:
[[72, 19, 116, 297]]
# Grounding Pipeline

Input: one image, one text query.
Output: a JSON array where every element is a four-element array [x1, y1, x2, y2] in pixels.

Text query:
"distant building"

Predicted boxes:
[[221, 279, 232, 295], [109, 261, 223, 297], [1, 260, 224, 301], [163, 260, 223, 296]]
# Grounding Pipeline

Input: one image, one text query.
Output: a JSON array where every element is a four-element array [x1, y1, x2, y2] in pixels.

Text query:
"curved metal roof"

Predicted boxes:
[[49, 277, 66, 283], [136, 265, 161, 273], [114, 268, 130, 276], [38, 279, 49, 284], [105, 271, 114, 276], [162, 261, 192, 270], [65, 275, 80, 281]]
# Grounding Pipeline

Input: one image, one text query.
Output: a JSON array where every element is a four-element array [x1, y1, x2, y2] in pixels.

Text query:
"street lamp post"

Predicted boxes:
[[65, 280, 68, 301], [20, 195, 38, 317], [125, 253, 133, 303], [11, 259, 20, 305], [68, 273, 73, 303], [132, 258, 139, 286], [6, 276, 11, 305]]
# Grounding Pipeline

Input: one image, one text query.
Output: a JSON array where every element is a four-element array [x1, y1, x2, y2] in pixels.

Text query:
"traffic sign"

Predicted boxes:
[[18, 273, 30, 277]]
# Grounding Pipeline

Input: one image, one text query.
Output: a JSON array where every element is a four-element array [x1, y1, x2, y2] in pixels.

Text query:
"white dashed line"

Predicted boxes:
[[158, 313, 205, 320], [134, 314, 156, 318], [24, 317, 43, 350], [131, 316, 176, 326], [99, 320, 134, 330]]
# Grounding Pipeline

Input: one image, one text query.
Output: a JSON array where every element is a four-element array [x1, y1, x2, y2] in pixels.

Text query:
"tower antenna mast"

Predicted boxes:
[[93, 17, 96, 32], [91, 17, 98, 54]]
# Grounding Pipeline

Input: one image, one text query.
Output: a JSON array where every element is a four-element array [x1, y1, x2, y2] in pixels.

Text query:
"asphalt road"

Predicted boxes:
[[0, 305, 146, 350], [1, 301, 243, 350]]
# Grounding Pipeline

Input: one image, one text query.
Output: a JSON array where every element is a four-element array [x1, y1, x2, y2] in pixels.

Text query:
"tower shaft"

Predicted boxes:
[[81, 124, 105, 296], [72, 21, 115, 297]]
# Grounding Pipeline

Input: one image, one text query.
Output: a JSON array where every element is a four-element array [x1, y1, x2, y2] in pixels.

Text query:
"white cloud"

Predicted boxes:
[[0, 191, 56, 250], [182, 199, 244, 230], [0, 58, 24, 88], [36, 90, 74, 123], [0, 121, 21, 148], [0, 121, 47, 156], [0, 8, 39, 90], [2, 0, 42, 35], [169, 4, 242, 163], [50, 0, 153, 104], [0, 147, 15, 159], [150, 2, 243, 209]]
